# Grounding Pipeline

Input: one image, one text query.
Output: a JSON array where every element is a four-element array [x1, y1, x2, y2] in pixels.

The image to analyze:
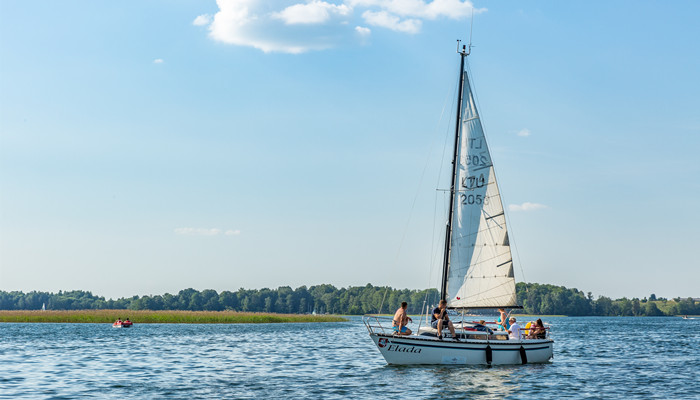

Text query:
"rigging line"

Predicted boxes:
[[381, 74, 454, 315], [432, 61, 464, 302], [378, 286, 389, 315], [427, 68, 460, 295], [427, 87, 457, 291], [436, 191, 449, 289], [428, 190, 441, 291], [429, 190, 448, 293], [505, 208, 527, 283], [435, 74, 460, 192], [464, 57, 528, 284]]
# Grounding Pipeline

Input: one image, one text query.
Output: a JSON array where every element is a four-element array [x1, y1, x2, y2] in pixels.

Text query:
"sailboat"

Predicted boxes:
[[363, 44, 554, 365]]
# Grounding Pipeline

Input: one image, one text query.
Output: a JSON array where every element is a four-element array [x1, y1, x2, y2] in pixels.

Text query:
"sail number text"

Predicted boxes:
[[465, 154, 489, 166], [460, 193, 489, 205], [461, 174, 485, 189]]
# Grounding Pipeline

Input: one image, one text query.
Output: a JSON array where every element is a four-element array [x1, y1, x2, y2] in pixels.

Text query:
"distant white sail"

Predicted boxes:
[[446, 70, 518, 309]]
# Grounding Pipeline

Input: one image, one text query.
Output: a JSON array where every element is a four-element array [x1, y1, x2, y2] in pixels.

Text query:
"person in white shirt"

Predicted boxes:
[[508, 317, 522, 340]]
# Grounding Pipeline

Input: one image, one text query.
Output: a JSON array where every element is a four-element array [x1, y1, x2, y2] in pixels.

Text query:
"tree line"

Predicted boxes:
[[0, 284, 438, 315], [0, 283, 697, 316], [515, 283, 699, 317]]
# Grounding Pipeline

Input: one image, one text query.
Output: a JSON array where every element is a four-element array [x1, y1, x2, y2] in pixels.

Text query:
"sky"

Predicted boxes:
[[1, 0, 699, 301]]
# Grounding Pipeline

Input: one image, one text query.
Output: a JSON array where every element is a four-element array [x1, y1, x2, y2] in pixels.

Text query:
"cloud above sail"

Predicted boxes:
[[272, 1, 352, 25], [174, 228, 241, 236], [508, 202, 547, 212], [195, 0, 485, 53]]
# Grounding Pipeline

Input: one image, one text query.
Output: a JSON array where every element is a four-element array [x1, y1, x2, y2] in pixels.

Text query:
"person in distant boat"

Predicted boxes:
[[527, 318, 546, 339], [432, 300, 458, 340], [123, 318, 132, 326], [115, 317, 122, 325], [392, 302, 413, 336], [497, 308, 509, 331], [507, 317, 522, 340]]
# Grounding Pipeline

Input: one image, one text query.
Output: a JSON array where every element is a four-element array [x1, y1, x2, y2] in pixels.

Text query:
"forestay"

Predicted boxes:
[[446, 70, 518, 309]]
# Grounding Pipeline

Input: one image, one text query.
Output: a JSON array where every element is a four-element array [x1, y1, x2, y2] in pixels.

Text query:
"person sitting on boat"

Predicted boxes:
[[527, 318, 546, 339], [392, 302, 412, 336], [122, 318, 133, 327], [114, 318, 122, 325], [432, 300, 458, 340], [474, 320, 493, 334], [507, 317, 522, 340]]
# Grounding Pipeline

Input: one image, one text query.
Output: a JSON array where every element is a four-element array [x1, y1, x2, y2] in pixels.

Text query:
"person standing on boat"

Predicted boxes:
[[392, 302, 413, 336], [497, 308, 509, 331], [432, 300, 458, 340]]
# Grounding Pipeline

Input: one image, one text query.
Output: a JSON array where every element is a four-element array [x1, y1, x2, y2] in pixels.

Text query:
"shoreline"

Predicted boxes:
[[0, 310, 347, 324]]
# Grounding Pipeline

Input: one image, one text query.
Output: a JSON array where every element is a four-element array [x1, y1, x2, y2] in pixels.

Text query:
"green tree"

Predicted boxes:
[[644, 301, 664, 316]]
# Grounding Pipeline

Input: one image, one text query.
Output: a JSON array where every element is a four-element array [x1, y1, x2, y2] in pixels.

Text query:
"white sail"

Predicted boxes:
[[446, 70, 518, 309]]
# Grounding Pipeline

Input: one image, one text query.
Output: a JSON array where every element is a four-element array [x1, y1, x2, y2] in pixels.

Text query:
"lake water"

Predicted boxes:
[[1, 316, 698, 399]]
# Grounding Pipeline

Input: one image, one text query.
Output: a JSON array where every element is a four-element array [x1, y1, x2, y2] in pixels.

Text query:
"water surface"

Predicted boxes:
[[1, 316, 698, 399]]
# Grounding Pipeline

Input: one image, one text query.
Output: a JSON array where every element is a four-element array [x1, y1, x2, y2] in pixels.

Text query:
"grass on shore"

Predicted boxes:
[[0, 310, 347, 324]]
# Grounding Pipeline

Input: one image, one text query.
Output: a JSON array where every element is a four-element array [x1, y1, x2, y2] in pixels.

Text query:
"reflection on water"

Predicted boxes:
[[1, 317, 698, 399], [431, 366, 517, 397]]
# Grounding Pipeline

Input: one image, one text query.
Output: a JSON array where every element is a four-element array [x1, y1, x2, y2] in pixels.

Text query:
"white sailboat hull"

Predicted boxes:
[[369, 333, 553, 365]]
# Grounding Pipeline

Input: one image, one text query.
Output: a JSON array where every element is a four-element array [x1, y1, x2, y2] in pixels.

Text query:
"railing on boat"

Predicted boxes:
[[363, 314, 550, 339], [362, 314, 394, 335]]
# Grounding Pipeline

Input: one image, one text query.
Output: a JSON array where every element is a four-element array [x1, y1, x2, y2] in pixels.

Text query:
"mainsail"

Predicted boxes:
[[444, 66, 518, 309]]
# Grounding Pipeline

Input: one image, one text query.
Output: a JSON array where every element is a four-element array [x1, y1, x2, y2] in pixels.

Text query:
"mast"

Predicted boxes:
[[440, 43, 469, 302]]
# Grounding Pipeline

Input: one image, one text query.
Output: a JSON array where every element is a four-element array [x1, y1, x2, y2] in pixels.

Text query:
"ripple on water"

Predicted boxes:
[[1, 317, 699, 399]]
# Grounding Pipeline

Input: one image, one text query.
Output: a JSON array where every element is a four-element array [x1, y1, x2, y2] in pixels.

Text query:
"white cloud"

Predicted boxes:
[[508, 202, 548, 212], [362, 10, 421, 33], [349, 0, 485, 19], [204, 0, 485, 53], [174, 228, 241, 236], [153, 58, 164, 64], [209, 0, 334, 53], [272, 1, 351, 25], [193, 14, 213, 26], [517, 128, 531, 137], [355, 25, 371, 36]]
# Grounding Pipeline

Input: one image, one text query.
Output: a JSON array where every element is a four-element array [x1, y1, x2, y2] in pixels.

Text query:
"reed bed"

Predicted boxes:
[[0, 310, 347, 324]]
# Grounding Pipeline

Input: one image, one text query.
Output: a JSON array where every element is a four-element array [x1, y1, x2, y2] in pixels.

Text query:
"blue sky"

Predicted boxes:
[[1, 1, 698, 301]]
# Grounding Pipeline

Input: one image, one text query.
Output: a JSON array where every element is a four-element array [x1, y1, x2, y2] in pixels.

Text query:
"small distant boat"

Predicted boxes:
[[112, 320, 133, 328]]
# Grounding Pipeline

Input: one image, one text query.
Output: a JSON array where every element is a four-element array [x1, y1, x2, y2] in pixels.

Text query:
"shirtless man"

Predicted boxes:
[[392, 302, 413, 336], [432, 300, 459, 340]]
